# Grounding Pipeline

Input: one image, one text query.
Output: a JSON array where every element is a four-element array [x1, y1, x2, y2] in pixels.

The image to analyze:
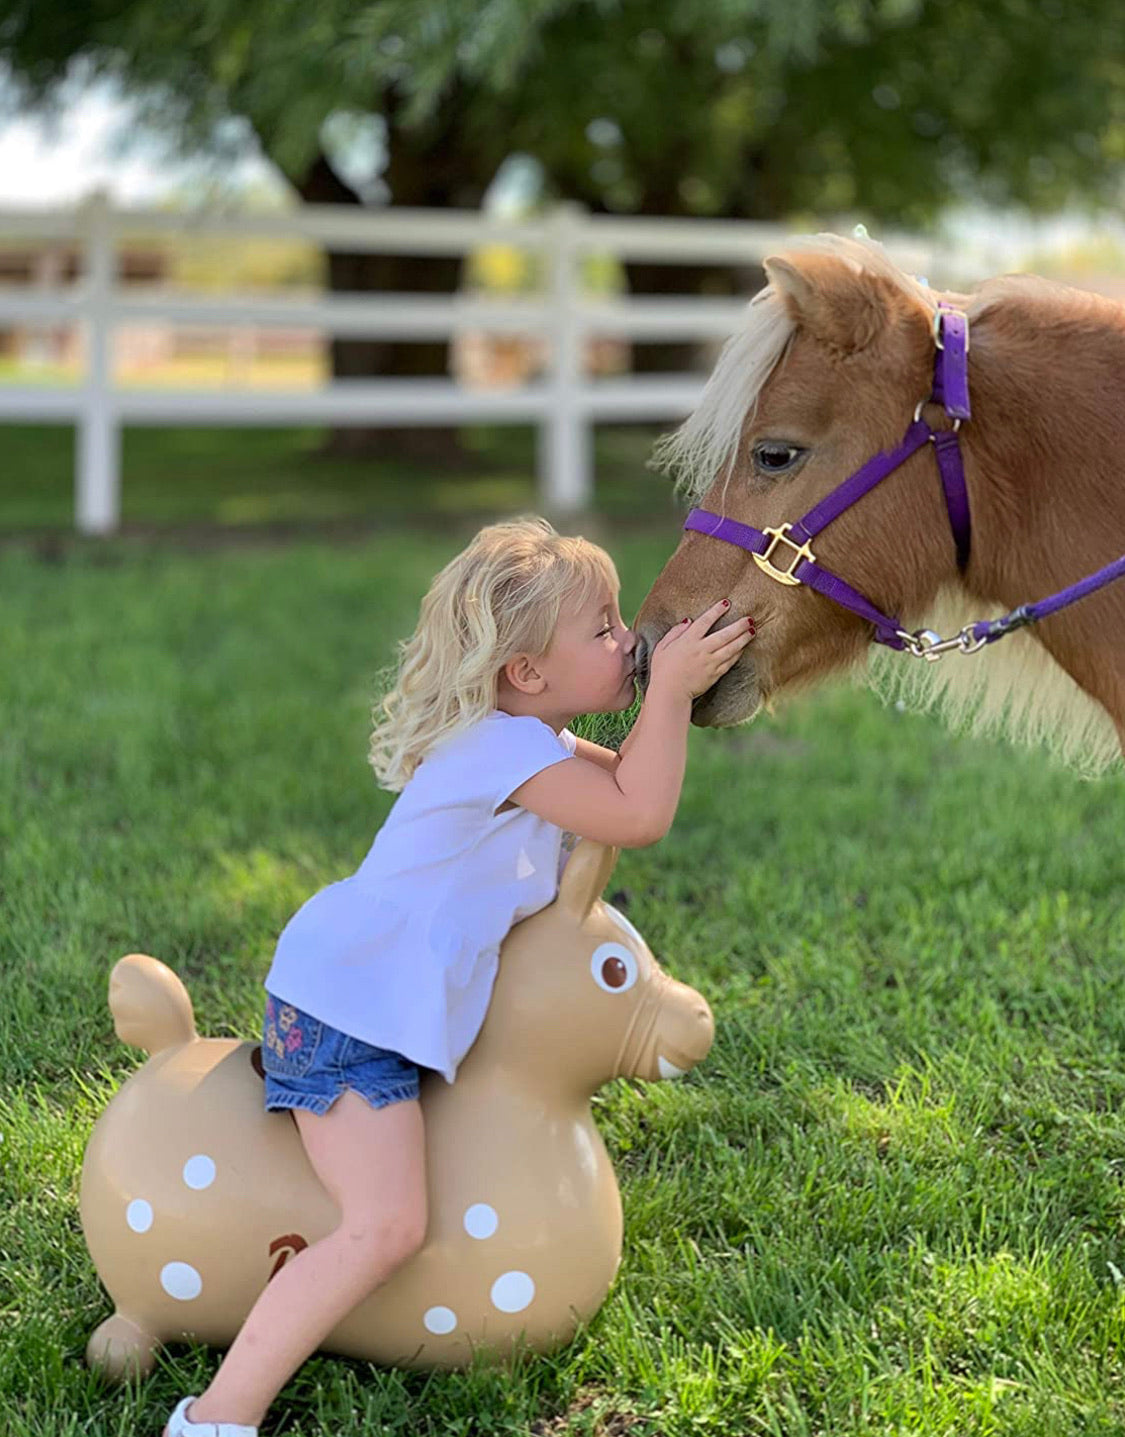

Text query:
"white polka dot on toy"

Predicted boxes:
[[423, 1305, 457, 1335], [126, 1199, 153, 1233], [182, 1154, 216, 1190], [490, 1270, 534, 1313], [160, 1261, 203, 1301], [463, 1203, 498, 1239]]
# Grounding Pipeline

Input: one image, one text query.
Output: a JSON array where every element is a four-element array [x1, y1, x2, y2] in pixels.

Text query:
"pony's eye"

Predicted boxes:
[[590, 942, 638, 993], [752, 441, 805, 476]]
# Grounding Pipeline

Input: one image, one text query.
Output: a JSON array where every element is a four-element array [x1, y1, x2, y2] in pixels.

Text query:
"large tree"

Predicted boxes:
[[371, 0, 1125, 364], [4, 1, 1123, 394], [2, 1, 514, 456]]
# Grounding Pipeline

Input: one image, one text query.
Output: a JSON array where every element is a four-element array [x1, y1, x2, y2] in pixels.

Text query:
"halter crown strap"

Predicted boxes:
[[931, 303, 972, 568], [932, 304, 971, 421]]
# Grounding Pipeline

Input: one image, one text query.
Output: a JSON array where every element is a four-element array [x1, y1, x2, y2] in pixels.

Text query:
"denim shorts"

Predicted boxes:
[[261, 993, 421, 1117]]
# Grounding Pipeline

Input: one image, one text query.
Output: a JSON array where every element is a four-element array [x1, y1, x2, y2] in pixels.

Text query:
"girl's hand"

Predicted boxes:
[[648, 600, 755, 702]]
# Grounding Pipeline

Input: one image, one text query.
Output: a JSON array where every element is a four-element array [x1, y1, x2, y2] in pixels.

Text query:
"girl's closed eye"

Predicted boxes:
[[598, 608, 625, 639]]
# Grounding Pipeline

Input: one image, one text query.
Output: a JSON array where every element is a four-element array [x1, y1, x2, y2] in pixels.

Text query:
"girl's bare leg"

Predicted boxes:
[[168, 1092, 426, 1431]]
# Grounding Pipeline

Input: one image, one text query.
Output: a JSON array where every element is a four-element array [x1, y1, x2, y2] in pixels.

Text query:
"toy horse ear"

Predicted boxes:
[[557, 840, 619, 920], [764, 251, 888, 353]]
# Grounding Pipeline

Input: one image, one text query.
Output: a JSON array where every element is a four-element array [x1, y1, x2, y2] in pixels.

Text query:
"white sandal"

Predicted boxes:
[[166, 1396, 258, 1437]]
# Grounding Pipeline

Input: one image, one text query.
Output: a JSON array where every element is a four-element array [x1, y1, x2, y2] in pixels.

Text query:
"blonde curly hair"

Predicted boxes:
[[370, 516, 619, 792]]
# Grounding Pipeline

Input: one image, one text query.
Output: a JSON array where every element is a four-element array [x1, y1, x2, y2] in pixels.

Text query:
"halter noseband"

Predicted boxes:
[[683, 303, 1125, 660]]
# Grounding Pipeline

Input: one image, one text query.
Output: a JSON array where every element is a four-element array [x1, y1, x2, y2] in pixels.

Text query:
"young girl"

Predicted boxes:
[[164, 515, 754, 1437]]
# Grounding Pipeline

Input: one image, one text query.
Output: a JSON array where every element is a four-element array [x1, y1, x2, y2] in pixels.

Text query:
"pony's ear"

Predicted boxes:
[[557, 840, 619, 921], [764, 251, 889, 353]]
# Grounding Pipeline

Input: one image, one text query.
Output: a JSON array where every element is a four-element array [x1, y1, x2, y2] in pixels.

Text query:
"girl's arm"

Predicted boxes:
[[572, 736, 624, 773], [511, 685, 690, 847], [615, 718, 642, 765]]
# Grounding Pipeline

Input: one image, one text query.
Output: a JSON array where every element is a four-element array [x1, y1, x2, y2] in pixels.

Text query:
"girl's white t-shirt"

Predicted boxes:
[[264, 710, 578, 1082]]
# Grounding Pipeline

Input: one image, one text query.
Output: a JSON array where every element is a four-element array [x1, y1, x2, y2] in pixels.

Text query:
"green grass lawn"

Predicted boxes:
[[2, 461, 1125, 1434], [0, 423, 676, 533]]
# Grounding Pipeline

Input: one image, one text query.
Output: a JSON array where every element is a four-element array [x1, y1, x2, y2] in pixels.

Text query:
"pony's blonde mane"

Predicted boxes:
[[653, 232, 1122, 777], [869, 586, 1122, 778], [652, 232, 938, 507]]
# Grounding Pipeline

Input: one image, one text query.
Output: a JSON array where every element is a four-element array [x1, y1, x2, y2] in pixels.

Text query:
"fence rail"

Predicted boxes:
[[0, 194, 971, 534]]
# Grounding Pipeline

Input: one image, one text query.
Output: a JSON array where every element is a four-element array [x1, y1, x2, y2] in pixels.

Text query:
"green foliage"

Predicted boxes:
[[2, 1, 1123, 221], [2, 514, 1125, 1434]]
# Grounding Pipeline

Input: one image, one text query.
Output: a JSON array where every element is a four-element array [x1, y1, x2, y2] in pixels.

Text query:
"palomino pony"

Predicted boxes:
[[635, 234, 1125, 774]]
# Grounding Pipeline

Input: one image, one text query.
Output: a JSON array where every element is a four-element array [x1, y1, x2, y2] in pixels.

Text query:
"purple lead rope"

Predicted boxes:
[[970, 553, 1125, 645]]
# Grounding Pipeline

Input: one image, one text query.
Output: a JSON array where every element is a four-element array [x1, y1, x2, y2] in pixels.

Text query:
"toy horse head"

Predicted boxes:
[[468, 841, 715, 1097]]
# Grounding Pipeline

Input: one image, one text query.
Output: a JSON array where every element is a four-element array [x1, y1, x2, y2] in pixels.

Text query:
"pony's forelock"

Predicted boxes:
[[651, 232, 939, 507], [650, 288, 793, 508]]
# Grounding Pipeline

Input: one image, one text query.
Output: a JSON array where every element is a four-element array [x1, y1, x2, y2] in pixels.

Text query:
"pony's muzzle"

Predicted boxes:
[[632, 622, 678, 695]]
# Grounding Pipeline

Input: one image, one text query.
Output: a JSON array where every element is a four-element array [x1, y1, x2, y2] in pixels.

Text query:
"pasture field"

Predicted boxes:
[[0, 423, 671, 533], [2, 491, 1125, 1434]]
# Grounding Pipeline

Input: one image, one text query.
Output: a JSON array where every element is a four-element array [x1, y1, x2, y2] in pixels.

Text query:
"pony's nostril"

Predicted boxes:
[[634, 636, 650, 691]]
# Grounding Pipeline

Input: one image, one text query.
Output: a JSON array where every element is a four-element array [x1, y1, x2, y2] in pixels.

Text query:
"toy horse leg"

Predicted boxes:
[[86, 1311, 160, 1380]]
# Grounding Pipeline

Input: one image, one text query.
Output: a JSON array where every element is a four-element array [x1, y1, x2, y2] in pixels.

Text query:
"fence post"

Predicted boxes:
[[539, 202, 592, 514], [76, 190, 120, 535]]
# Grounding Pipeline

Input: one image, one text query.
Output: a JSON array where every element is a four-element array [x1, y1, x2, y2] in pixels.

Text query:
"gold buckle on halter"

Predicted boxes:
[[752, 524, 814, 586]]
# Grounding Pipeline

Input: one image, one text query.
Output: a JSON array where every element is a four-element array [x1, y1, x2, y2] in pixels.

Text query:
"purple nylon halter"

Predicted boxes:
[[683, 303, 1125, 657]]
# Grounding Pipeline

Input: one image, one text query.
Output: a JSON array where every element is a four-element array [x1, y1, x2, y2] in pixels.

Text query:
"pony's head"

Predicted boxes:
[[637, 234, 953, 726]]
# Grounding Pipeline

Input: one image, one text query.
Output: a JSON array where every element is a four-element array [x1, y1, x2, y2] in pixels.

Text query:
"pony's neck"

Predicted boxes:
[[961, 280, 1125, 734]]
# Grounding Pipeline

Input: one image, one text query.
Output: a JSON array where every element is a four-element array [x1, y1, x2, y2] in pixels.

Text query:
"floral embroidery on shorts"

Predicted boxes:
[[262, 997, 321, 1075]]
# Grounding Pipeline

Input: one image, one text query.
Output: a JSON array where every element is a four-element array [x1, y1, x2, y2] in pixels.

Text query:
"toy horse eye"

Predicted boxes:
[[752, 441, 805, 476], [590, 942, 638, 994]]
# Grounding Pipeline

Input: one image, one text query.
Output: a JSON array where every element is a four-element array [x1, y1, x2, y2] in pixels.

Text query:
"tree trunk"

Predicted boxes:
[[294, 88, 498, 462]]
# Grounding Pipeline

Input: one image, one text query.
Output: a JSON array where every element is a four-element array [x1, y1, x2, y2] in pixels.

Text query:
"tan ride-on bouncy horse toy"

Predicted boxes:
[[81, 840, 715, 1377]]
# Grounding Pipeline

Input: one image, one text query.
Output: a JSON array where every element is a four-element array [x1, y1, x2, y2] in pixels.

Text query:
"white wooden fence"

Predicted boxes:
[[0, 194, 964, 534]]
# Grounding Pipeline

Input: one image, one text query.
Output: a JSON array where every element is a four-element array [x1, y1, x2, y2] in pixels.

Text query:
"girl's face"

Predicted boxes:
[[541, 588, 637, 716]]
